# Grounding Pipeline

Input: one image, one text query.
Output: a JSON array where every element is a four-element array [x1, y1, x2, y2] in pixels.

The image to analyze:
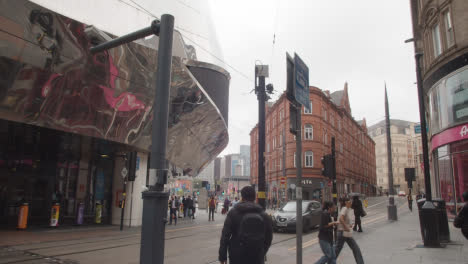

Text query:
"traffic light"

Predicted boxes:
[[197, 191, 200, 195], [222, 190, 225, 195], [127, 151, 137, 181], [321, 154, 333, 179]]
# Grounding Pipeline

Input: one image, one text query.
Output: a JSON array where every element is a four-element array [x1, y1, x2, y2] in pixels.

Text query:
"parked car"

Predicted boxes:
[[398, 191, 406, 197], [271, 200, 322, 232]]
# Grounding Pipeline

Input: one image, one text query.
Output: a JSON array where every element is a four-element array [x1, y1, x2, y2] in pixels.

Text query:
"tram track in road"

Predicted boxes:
[[3, 222, 225, 264]]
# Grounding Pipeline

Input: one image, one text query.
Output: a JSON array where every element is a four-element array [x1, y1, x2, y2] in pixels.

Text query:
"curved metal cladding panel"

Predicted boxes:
[[186, 62, 230, 127], [0, 0, 229, 175]]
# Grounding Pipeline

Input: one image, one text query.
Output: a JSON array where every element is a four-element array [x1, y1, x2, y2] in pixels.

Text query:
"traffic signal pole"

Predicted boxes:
[[256, 70, 267, 210], [331, 138, 337, 205], [294, 102, 303, 264]]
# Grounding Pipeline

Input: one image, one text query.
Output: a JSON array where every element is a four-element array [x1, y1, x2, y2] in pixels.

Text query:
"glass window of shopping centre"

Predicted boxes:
[[0, 120, 116, 227], [428, 66, 468, 218]]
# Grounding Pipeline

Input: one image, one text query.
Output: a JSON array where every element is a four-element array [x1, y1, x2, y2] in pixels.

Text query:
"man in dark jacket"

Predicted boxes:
[[187, 195, 195, 219], [182, 196, 188, 218], [218, 186, 273, 264], [352, 195, 363, 232]]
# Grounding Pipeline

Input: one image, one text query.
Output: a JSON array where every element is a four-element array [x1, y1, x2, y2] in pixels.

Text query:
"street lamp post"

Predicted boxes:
[[90, 15, 175, 263], [407, 0, 441, 245]]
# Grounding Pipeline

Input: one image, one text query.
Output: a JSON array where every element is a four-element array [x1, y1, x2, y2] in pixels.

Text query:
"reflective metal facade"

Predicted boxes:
[[0, 0, 230, 175]]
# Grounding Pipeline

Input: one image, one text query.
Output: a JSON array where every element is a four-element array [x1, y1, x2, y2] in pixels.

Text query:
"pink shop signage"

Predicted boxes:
[[432, 123, 468, 151]]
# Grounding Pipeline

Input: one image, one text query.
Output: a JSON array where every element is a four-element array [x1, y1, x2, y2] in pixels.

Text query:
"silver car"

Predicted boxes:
[[271, 200, 322, 232]]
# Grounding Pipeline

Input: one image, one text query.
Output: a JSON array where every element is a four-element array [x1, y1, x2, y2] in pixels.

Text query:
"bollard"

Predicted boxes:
[[76, 202, 84, 225], [50, 203, 60, 227], [17, 203, 29, 230], [95, 202, 102, 224]]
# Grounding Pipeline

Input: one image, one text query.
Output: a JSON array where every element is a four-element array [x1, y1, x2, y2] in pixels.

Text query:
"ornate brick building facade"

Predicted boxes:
[[250, 84, 377, 202]]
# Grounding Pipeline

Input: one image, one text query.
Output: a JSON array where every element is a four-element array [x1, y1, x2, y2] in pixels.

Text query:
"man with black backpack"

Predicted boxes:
[[218, 186, 273, 264]]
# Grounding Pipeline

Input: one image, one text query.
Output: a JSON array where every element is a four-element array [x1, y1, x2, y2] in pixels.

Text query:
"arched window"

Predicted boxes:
[[304, 124, 313, 140], [305, 151, 314, 167]]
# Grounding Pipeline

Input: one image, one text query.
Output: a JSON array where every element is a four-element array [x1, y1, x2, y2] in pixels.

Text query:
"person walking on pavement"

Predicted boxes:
[[454, 190, 468, 239], [223, 197, 230, 214], [351, 195, 364, 232], [315, 201, 339, 264], [187, 195, 195, 219], [218, 186, 273, 264], [182, 196, 188, 218], [335, 197, 364, 264], [209, 195, 216, 221], [168, 196, 179, 225], [407, 191, 413, 212]]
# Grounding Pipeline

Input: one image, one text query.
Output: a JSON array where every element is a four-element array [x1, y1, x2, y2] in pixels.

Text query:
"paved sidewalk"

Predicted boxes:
[[313, 209, 468, 264]]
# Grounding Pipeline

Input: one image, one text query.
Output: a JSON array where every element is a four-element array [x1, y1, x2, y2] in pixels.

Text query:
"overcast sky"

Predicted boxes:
[[209, 0, 420, 155]]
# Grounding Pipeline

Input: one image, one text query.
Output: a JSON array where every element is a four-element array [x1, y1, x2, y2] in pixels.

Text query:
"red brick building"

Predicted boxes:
[[250, 83, 377, 202]]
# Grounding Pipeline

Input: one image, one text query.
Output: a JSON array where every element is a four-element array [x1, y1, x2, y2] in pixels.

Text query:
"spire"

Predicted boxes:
[[385, 82, 388, 111]]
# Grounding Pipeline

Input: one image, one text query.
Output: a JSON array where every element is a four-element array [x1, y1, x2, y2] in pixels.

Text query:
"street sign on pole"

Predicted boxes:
[[293, 53, 310, 112]]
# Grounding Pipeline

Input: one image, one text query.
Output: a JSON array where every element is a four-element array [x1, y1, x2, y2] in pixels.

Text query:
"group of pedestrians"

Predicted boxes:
[[215, 188, 368, 264], [168, 195, 196, 225], [316, 196, 365, 264]]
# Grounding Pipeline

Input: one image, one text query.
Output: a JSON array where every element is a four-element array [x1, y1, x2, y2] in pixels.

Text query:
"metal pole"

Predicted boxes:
[[414, 53, 432, 200], [90, 20, 160, 54], [332, 137, 338, 242], [295, 103, 303, 264], [282, 128, 286, 205], [385, 87, 398, 221], [257, 75, 266, 210], [120, 179, 127, 231], [331, 137, 337, 206], [140, 14, 174, 264]]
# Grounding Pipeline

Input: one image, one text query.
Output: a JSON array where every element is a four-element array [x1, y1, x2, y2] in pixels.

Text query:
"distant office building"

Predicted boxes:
[[240, 145, 251, 177], [368, 120, 424, 195]]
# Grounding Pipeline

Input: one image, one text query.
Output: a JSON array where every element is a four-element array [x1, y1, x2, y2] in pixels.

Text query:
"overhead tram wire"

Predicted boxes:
[[269, 0, 281, 80], [123, 0, 254, 94]]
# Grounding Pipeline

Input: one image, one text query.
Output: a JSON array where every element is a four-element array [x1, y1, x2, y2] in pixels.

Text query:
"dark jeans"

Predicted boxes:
[[335, 231, 364, 264], [209, 208, 215, 221], [353, 215, 362, 231], [169, 208, 177, 225], [315, 240, 336, 264], [183, 207, 187, 218], [189, 207, 195, 219]]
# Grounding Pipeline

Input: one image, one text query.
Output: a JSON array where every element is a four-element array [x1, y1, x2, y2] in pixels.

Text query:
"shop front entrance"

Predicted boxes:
[[0, 119, 116, 228]]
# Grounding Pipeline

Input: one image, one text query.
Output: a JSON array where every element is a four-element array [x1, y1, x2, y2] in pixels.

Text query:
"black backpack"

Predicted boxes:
[[238, 212, 265, 255]]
